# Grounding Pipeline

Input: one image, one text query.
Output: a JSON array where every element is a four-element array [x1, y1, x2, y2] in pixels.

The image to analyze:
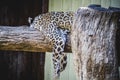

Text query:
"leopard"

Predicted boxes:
[[28, 11, 74, 78]]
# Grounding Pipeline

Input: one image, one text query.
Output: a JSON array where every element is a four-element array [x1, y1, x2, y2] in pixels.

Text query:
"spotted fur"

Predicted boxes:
[[28, 11, 74, 78]]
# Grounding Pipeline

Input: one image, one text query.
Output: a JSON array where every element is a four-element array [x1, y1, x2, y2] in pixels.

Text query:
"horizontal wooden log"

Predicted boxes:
[[0, 26, 71, 52]]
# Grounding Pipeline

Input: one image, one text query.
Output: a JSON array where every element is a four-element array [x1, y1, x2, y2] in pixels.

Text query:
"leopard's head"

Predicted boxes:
[[28, 15, 43, 31]]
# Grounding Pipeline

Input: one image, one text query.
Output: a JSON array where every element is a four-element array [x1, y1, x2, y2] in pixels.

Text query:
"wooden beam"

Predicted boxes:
[[0, 26, 71, 52]]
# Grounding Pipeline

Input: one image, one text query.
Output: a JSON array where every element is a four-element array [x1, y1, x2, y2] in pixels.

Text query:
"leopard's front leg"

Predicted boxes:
[[52, 29, 68, 78], [46, 24, 68, 79], [52, 39, 67, 78]]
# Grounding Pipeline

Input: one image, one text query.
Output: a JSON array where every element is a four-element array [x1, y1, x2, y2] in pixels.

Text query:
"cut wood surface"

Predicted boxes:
[[0, 26, 71, 52]]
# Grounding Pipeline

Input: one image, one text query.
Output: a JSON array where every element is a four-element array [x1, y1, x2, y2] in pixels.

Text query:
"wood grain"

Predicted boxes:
[[0, 26, 71, 52], [71, 7, 120, 80]]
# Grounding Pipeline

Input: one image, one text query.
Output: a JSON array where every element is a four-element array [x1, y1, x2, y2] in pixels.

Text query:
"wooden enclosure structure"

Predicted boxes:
[[0, 51, 45, 80], [0, 0, 120, 80], [0, 0, 48, 26], [0, 0, 48, 80], [49, 0, 120, 12]]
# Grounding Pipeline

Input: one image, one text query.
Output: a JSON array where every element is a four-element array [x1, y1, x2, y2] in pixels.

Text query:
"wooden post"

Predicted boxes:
[[71, 7, 120, 80]]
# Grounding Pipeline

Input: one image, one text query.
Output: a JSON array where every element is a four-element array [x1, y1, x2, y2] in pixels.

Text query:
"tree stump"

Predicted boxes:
[[71, 7, 120, 80]]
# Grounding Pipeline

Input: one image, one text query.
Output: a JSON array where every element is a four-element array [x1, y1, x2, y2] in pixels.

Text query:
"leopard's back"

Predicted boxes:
[[49, 11, 74, 31], [31, 11, 74, 31]]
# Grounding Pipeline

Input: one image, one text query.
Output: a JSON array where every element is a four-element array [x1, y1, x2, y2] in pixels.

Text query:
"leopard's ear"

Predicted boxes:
[[28, 17, 33, 24]]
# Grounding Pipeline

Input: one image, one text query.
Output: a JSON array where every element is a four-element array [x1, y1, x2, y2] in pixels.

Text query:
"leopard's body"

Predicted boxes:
[[28, 11, 74, 78]]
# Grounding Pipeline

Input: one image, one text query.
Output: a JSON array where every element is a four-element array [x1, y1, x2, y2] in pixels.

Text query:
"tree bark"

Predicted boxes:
[[0, 26, 71, 52], [71, 7, 120, 80]]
